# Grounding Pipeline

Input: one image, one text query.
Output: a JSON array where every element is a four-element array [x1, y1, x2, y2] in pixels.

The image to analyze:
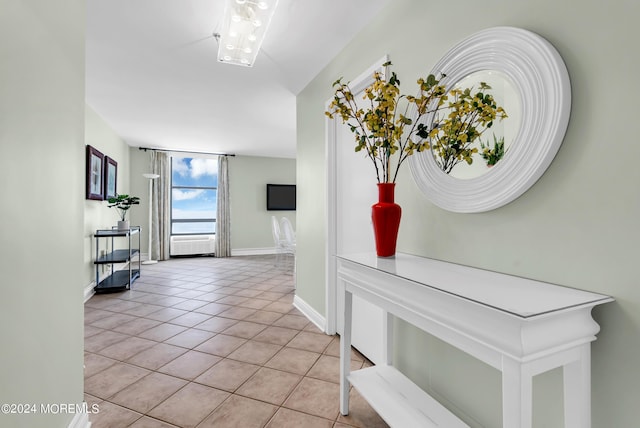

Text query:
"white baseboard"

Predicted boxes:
[[68, 411, 91, 428], [293, 295, 326, 333], [84, 282, 95, 303], [231, 247, 276, 256]]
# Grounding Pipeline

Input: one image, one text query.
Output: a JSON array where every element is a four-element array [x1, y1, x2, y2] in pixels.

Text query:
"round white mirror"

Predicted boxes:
[[409, 26, 571, 213]]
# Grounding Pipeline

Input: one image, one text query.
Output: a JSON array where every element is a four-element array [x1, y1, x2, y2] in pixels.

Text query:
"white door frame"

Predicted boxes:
[[324, 56, 389, 336]]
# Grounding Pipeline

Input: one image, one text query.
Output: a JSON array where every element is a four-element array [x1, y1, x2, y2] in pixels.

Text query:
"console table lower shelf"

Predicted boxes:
[[348, 365, 467, 427], [337, 252, 613, 428]]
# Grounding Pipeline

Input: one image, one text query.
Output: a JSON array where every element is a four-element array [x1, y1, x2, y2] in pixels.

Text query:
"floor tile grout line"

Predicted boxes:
[[86, 331, 357, 379]]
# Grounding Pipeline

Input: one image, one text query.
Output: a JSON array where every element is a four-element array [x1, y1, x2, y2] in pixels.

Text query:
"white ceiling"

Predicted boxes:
[[86, 0, 391, 159]]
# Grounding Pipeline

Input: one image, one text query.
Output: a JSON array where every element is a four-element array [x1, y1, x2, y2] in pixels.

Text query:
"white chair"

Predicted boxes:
[[271, 216, 287, 267], [280, 217, 296, 275]]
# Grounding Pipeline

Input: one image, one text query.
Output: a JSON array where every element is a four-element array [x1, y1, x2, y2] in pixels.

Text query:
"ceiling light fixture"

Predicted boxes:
[[217, 0, 279, 67]]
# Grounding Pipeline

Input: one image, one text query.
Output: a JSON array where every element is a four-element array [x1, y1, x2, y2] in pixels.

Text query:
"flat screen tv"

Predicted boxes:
[[266, 184, 296, 211]]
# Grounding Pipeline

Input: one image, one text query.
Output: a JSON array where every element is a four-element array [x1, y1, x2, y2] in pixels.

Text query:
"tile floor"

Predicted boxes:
[[84, 255, 388, 428]]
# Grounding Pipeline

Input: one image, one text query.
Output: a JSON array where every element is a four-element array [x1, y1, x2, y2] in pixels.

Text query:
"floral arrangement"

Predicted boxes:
[[430, 83, 507, 173], [325, 62, 507, 181]]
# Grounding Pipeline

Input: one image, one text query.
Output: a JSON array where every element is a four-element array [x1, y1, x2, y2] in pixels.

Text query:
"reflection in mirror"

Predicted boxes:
[[445, 70, 521, 179], [432, 70, 521, 179]]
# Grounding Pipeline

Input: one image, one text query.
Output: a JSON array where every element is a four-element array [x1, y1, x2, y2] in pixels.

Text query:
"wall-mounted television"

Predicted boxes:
[[266, 184, 296, 211]]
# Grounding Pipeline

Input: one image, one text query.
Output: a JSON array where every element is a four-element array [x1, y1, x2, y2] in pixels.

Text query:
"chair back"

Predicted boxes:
[[271, 216, 283, 246], [280, 217, 296, 246]]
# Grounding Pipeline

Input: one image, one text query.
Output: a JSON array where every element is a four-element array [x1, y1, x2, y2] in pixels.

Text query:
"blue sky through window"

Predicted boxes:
[[171, 157, 218, 234]]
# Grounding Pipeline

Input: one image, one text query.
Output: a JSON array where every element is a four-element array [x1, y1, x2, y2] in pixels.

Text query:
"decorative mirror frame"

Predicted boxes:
[[409, 26, 571, 213]]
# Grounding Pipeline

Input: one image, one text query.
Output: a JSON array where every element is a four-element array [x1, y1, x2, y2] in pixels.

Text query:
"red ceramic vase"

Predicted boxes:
[[371, 183, 402, 257]]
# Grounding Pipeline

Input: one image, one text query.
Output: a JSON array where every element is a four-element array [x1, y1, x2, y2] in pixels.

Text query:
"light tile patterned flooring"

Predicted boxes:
[[84, 255, 388, 428]]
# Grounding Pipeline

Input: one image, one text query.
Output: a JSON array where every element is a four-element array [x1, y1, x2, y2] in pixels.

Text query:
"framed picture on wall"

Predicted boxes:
[[86, 145, 104, 200], [104, 156, 117, 200]]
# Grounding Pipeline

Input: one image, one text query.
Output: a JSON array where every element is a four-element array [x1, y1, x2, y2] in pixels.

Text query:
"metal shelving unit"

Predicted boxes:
[[94, 226, 141, 293]]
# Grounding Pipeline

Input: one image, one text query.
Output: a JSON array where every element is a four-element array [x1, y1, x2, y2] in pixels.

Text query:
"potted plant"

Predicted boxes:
[[107, 194, 140, 230]]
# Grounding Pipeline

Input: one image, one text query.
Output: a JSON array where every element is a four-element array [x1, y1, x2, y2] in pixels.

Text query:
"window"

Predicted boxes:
[[171, 156, 218, 235]]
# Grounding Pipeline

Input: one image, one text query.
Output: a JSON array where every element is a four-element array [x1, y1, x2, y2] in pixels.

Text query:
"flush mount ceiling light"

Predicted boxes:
[[217, 0, 279, 67]]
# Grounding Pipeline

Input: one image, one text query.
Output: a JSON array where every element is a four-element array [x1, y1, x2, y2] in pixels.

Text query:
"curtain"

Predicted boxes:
[[151, 151, 171, 261], [215, 155, 231, 257]]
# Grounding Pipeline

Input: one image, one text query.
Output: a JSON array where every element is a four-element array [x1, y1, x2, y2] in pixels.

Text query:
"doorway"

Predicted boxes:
[[325, 57, 389, 364]]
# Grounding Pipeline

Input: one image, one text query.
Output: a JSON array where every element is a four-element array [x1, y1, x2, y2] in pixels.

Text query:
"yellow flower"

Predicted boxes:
[[325, 65, 507, 181]]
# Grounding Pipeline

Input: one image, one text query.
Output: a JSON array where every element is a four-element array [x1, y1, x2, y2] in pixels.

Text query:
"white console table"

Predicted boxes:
[[338, 253, 613, 428]]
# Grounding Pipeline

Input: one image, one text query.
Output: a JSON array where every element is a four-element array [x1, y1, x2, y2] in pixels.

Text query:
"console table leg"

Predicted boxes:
[[563, 344, 591, 428], [340, 290, 353, 416], [502, 358, 533, 428], [382, 311, 394, 366]]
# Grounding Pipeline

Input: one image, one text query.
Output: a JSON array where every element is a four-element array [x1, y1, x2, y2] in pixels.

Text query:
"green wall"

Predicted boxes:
[[229, 155, 296, 252], [0, 1, 86, 427], [296, 0, 640, 426], [84, 106, 133, 290]]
